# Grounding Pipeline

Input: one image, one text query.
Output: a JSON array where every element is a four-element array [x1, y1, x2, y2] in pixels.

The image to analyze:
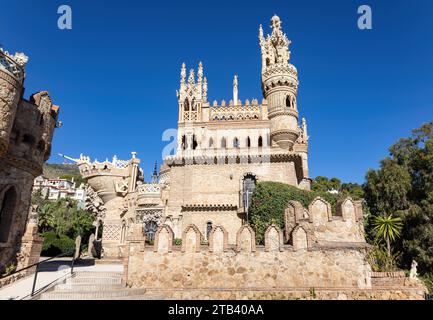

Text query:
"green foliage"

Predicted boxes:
[[249, 182, 338, 244], [32, 191, 95, 257], [312, 176, 363, 200], [371, 214, 403, 244], [3, 263, 17, 276], [366, 244, 401, 272], [59, 174, 85, 187], [41, 231, 75, 256], [311, 176, 341, 193], [173, 238, 182, 245], [363, 122, 433, 277]]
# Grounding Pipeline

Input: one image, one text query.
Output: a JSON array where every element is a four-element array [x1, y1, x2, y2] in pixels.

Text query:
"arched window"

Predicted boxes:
[[191, 98, 196, 111], [192, 135, 198, 150], [144, 221, 158, 243], [266, 58, 270, 67], [258, 136, 263, 147], [221, 137, 227, 149], [285, 95, 291, 108], [247, 137, 251, 148], [206, 221, 213, 240], [184, 98, 190, 111], [181, 135, 186, 150], [0, 186, 17, 243], [233, 137, 240, 148], [242, 174, 257, 216], [209, 137, 214, 148]]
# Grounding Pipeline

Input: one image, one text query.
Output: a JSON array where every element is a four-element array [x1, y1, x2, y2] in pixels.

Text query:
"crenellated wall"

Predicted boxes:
[[125, 223, 372, 292]]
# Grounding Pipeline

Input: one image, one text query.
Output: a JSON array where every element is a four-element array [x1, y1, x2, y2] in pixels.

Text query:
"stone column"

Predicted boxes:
[[17, 222, 43, 276], [123, 224, 145, 285]]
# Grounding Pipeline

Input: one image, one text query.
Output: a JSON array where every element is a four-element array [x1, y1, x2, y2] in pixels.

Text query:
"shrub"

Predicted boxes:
[[249, 182, 339, 244], [41, 231, 75, 256]]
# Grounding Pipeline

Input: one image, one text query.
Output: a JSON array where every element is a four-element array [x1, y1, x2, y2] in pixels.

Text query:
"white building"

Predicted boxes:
[[33, 175, 86, 206]]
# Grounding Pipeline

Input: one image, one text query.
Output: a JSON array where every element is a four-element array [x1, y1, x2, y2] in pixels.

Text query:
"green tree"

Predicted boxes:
[[364, 122, 433, 276], [371, 214, 403, 257]]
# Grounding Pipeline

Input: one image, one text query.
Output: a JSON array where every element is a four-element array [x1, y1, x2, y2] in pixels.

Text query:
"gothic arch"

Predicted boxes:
[[184, 98, 190, 111], [221, 137, 227, 149], [233, 137, 240, 148], [0, 185, 18, 243]]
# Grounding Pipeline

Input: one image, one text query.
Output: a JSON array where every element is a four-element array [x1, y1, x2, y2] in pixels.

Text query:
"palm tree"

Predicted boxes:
[[371, 214, 403, 257]]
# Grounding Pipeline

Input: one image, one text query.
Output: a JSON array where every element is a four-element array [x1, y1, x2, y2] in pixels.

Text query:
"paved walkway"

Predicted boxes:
[[0, 258, 123, 300]]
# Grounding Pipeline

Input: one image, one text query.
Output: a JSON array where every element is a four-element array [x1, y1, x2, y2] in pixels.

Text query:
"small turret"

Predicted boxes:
[[0, 49, 27, 157], [259, 15, 300, 150]]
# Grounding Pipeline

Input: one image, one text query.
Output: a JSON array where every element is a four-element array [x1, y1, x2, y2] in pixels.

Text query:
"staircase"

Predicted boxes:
[[36, 271, 146, 300]]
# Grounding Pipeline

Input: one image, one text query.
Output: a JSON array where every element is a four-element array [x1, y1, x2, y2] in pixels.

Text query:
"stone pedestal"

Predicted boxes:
[[17, 222, 43, 276]]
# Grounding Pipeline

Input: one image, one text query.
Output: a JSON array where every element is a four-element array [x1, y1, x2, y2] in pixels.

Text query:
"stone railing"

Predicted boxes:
[[137, 184, 161, 195], [0, 50, 26, 83]]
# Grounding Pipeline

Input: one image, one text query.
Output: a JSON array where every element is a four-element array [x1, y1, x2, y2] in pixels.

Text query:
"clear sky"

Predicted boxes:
[[1, 0, 432, 183]]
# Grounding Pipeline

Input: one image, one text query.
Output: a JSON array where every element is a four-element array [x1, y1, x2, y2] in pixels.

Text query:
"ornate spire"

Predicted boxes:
[[180, 62, 186, 88], [151, 161, 158, 184], [233, 75, 238, 106], [188, 69, 195, 85], [203, 77, 208, 102], [197, 61, 203, 83]]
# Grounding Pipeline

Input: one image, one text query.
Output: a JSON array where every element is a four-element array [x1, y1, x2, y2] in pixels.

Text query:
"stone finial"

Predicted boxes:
[[233, 75, 238, 106], [188, 69, 195, 84], [180, 62, 186, 85], [271, 14, 282, 32], [197, 61, 203, 83], [221, 100, 226, 106], [302, 118, 308, 138], [259, 24, 264, 40], [213, 100, 218, 106]]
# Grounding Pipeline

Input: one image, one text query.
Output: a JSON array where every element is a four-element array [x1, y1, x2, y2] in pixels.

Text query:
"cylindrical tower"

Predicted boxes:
[[259, 15, 300, 150], [0, 50, 27, 157]]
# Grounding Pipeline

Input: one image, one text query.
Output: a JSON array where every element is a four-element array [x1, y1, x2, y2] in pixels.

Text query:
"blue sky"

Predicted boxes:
[[1, 0, 432, 183]]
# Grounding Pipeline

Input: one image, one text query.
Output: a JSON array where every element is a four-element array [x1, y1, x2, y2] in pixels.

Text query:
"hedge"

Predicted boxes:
[[249, 181, 339, 244], [41, 231, 75, 256]]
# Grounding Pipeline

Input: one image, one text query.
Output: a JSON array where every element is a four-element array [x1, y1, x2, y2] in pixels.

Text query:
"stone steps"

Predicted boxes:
[[38, 288, 146, 300], [55, 283, 125, 291], [94, 259, 123, 265], [36, 270, 146, 300]]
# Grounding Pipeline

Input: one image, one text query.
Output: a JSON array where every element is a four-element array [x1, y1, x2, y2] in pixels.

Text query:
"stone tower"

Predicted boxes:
[[259, 15, 300, 150], [0, 48, 59, 273], [0, 50, 27, 157], [176, 62, 208, 152]]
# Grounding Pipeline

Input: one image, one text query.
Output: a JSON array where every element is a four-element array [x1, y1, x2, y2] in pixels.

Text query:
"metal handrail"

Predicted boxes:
[[0, 251, 73, 280], [1, 246, 77, 298]]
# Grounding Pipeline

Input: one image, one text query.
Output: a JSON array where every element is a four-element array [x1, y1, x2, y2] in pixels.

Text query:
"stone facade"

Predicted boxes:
[[73, 15, 312, 255], [0, 48, 59, 273], [38, 15, 427, 299]]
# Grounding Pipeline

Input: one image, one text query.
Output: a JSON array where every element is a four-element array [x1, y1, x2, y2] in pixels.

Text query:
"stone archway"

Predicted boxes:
[[0, 186, 18, 243]]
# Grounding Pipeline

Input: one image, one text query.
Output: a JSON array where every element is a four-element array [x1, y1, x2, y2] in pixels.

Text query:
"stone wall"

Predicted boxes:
[[125, 224, 373, 295]]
